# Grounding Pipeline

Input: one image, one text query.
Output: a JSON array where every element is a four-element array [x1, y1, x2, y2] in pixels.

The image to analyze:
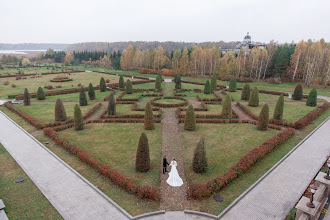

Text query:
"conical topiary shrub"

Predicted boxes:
[[55, 99, 67, 122], [248, 87, 259, 107], [79, 86, 88, 106], [155, 75, 162, 89], [119, 75, 125, 89], [36, 87, 46, 100], [204, 80, 211, 94], [135, 133, 150, 172], [174, 74, 178, 83], [175, 75, 181, 89], [229, 77, 237, 92], [273, 95, 284, 120], [126, 79, 133, 94], [193, 137, 208, 173], [211, 74, 217, 90], [241, 83, 250, 101], [306, 88, 317, 107], [88, 83, 95, 100], [144, 102, 154, 130], [74, 104, 84, 131], [292, 84, 303, 100], [24, 88, 30, 106], [257, 104, 269, 131], [100, 77, 106, 92], [184, 104, 196, 131], [108, 93, 116, 115], [221, 94, 232, 117]]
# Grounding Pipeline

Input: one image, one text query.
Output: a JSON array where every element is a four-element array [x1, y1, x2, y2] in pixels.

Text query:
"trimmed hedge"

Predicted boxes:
[[136, 133, 151, 172], [36, 87, 46, 100], [144, 102, 155, 130], [55, 99, 67, 122], [24, 88, 30, 106], [257, 104, 269, 131], [306, 88, 317, 107], [295, 102, 329, 129], [74, 104, 84, 130], [292, 84, 303, 100], [229, 77, 237, 92], [88, 83, 96, 100], [150, 97, 188, 108], [241, 84, 250, 101], [248, 87, 259, 107], [184, 105, 196, 131]]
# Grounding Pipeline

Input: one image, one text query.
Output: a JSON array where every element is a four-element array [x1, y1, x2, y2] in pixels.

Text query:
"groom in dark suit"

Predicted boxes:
[[163, 155, 169, 174]]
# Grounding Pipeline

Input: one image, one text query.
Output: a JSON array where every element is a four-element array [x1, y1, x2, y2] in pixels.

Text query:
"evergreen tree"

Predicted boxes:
[[55, 99, 67, 121], [108, 93, 116, 115], [306, 88, 317, 107], [23, 88, 30, 106], [257, 104, 269, 131], [175, 75, 181, 89], [193, 137, 208, 173], [211, 74, 217, 90], [79, 86, 88, 106], [292, 84, 303, 100], [241, 84, 250, 100], [119, 75, 125, 89], [248, 87, 259, 107], [204, 80, 211, 94], [274, 44, 295, 77], [100, 77, 106, 92], [144, 102, 155, 130], [88, 83, 95, 100], [184, 105, 196, 131], [135, 133, 150, 172], [174, 74, 178, 83], [273, 95, 284, 120], [229, 77, 237, 92], [36, 87, 46, 100], [221, 94, 232, 117], [74, 104, 84, 131], [126, 79, 133, 94], [155, 75, 162, 89]]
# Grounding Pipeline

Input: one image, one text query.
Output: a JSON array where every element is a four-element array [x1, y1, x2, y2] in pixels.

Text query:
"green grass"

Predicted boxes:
[[58, 123, 162, 187], [154, 98, 185, 104], [226, 91, 292, 102], [0, 66, 63, 75], [0, 144, 62, 220], [32, 90, 110, 102], [116, 104, 159, 115]]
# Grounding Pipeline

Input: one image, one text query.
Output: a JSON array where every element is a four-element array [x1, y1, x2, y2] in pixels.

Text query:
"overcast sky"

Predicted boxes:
[[1, 0, 329, 44]]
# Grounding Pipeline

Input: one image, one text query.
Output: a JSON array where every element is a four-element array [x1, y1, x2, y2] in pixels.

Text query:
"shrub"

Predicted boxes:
[[295, 103, 328, 129], [211, 74, 217, 90], [24, 88, 30, 106], [292, 84, 303, 100], [55, 99, 67, 121], [204, 80, 211, 94], [174, 74, 178, 83], [135, 133, 150, 172], [273, 95, 284, 120], [184, 105, 196, 131], [175, 75, 181, 89], [241, 84, 250, 100], [100, 77, 106, 92], [108, 93, 116, 115], [11, 84, 16, 88], [229, 77, 237, 92], [36, 87, 46, 100], [193, 137, 208, 173], [16, 76, 21, 80], [105, 79, 110, 83], [248, 87, 259, 107], [119, 75, 125, 89], [79, 86, 88, 106], [221, 94, 232, 117], [4, 81, 9, 85], [257, 104, 269, 130], [74, 104, 84, 130], [144, 102, 155, 130], [306, 88, 317, 107], [126, 79, 133, 94], [88, 83, 95, 100], [155, 75, 162, 89]]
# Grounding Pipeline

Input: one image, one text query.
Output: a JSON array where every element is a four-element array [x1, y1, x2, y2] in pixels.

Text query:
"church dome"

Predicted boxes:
[[244, 32, 251, 40]]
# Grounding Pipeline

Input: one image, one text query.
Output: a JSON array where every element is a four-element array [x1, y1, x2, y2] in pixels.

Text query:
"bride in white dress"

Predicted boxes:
[[166, 159, 183, 187]]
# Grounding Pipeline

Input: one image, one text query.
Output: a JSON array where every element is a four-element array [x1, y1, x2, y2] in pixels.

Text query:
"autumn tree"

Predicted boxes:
[[179, 47, 189, 75]]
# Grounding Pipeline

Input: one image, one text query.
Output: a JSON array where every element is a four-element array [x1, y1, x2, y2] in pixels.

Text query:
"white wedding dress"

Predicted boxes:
[[166, 161, 183, 187]]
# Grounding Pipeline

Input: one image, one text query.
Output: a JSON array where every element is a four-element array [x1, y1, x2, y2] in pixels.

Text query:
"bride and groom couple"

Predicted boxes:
[[162, 155, 183, 187]]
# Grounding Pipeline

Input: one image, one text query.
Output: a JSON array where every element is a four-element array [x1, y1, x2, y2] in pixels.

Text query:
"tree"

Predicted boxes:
[[229, 77, 237, 92], [184, 105, 196, 131], [79, 86, 88, 106], [248, 87, 259, 107], [292, 84, 303, 100], [119, 75, 125, 89], [88, 83, 95, 100], [204, 80, 211, 94], [175, 75, 181, 89], [257, 104, 269, 131], [273, 95, 284, 120], [36, 87, 46, 100], [241, 84, 250, 100], [24, 88, 30, 106], [74, 104, 84, 130], [135, 133, 150, 172], [155, 75, 162, 89], [193, 137, 208, 173], [100, 77, 106, 92], [126, 79, 133, 94], [179, 47, 189, 75], [144, 102, 154, 130], [306, 88, 317, 107], [108, 93, 116, 115], [221, 94, 232, 117], [64, 52, 74, 65], [211, 74, 217, 90], [22, 58, 30, 66], [55, 99, 67, 121]]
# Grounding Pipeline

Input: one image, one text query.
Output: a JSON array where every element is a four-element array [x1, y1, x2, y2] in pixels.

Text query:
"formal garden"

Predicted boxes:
[[0, 66, 329, 218]]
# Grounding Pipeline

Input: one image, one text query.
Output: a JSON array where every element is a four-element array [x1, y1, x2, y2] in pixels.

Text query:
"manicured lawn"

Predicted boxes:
[[32, 90, 110, 102], [58, 123, 162, 187], [0, 66, 63, 75], [176, 91, 217, 99], [0, 144, 62, 220], [180, 123, 280, 184], [180, 104, 225, 115], [115, 104, 159, 115], [154, 98, 185, 104], [226, 91, 291, 102]]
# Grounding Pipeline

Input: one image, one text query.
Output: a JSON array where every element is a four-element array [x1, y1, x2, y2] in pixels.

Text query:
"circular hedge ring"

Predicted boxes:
[[150, 97, 188, 108]]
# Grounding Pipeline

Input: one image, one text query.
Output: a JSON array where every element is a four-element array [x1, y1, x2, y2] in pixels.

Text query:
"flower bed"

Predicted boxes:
[[150, 97, 188, 108]]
